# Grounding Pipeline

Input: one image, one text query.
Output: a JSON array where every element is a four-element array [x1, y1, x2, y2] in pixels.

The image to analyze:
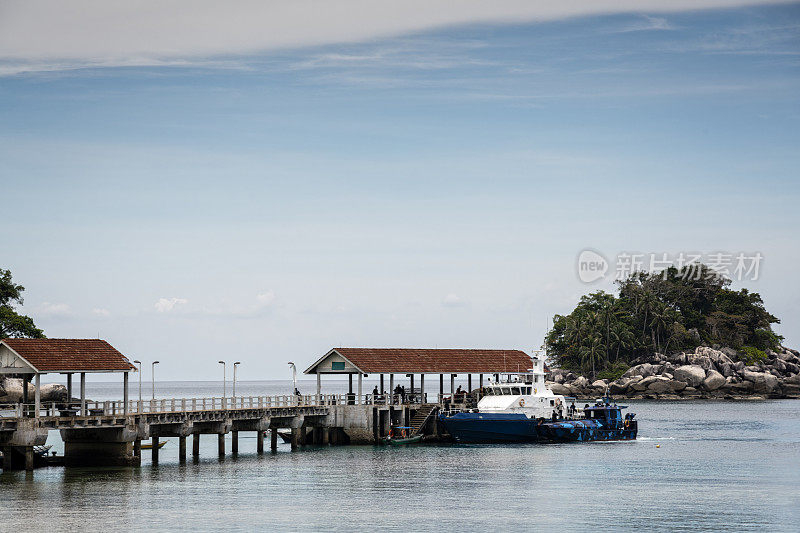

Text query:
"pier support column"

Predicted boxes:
[[178, 436, 187, 463], [322, 427, 330, 445], [357, 373, 362, 405], [439, 374, 444, 402], [24, 447, 34, 471], [290, 428, 299, 451], [133, 439, 141, 457], [468, 374, 472, 393], [271, 429, 278, 452], [231, 431, 238, 455], [389, 374, 394, 404], [410, 375, 415, 403], [80, 372, 86, 416], [123, 372, 129, 415], [420, 374, 425, 404], [218, 434, 225, 457], [193, 434, 200, 459], [257, 431, 264, 454], [66, 373, 73, 407], [34, 374, 41, 417], [151, 436, 159, 463], [380, 374, 384, 395], [450, 374, 456, 398]]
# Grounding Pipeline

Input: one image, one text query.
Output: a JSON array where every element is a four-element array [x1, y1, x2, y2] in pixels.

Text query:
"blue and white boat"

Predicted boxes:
[[439, 354, 638, 443]]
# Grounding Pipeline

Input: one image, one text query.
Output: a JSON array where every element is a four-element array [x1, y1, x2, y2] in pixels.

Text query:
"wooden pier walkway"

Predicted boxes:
[[0, 393, 458, 470]]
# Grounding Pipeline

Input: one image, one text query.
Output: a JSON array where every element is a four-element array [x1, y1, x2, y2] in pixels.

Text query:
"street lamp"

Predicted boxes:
[[133, 360, 142, 411], [218, 361, 226, 397], [288, 362, 297, 396], [233, 361, 241, 399], [151, 361, 159, 399]]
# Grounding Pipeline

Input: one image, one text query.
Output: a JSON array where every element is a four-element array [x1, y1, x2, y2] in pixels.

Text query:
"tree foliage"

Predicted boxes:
[[0, 269, 45, 339], [545, 264, 781, 377]]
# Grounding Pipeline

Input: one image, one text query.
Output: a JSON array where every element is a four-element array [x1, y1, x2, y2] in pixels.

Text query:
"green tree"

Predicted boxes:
[[0, 269, 45, 339]]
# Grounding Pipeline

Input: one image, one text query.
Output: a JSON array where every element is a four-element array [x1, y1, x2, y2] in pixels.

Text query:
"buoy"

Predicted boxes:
[[656, 444, 661, 448]]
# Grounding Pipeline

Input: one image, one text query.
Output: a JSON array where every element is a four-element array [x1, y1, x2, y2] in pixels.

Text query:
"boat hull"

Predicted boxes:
[[440, 413, 637, 444]]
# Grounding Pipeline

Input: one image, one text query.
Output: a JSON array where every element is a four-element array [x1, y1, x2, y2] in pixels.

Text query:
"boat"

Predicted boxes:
[[140, 440, 168, 450], [439, 353, 638, 443], [381, 426, 422, 446], [33, 444, 53, 457]]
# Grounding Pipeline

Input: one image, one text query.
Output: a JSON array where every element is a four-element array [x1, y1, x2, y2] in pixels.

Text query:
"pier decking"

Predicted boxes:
[[0, 393, 451, 470]]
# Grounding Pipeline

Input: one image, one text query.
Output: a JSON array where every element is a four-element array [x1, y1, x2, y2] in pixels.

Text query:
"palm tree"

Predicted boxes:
[[579, 336, 604, 379]]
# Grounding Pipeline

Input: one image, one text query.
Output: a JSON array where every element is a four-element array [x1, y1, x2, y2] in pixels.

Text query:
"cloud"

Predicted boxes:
[[256, 290, 275, 307], [92, 307, 111, 317], [0, 0, 792, 75], [442, 293, 468, 308], [154, 297, 188, 313], [38, 302, 72, 317]]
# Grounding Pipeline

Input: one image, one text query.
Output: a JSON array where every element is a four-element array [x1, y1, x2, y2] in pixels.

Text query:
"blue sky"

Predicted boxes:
[[1, 2, 799, 380]]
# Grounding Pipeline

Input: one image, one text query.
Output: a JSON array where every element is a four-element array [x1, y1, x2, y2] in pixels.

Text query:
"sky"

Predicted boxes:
[[1, 1, 799, 381]]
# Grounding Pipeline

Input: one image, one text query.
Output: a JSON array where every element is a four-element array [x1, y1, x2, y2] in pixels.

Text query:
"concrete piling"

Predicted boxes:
[[133, 439, 141, 457], [217, 434, 225, 457], [257, 431, 264, 454], [290, 428, 299, 451], [271, 429, 278, 452], [24, 447, 34, 471], [193, 434, 200, 459], [178, 436, 186, 463], [231, 431, 238, 455], [151, 436, 159, 463]]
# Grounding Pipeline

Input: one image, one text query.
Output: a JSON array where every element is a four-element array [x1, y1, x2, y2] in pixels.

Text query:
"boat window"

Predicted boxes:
[[511, 387, 521, 395]]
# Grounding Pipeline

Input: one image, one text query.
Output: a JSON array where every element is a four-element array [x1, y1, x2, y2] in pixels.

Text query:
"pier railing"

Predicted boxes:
[[0, 392, 445, 418]]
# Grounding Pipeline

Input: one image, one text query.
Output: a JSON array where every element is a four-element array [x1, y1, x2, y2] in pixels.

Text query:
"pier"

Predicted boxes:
[[1, 340, 534, 471]]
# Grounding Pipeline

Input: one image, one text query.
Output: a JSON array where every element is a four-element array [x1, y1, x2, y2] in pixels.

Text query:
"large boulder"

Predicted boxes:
[[673, 365, 706, 388], [646, 377, 673, 394], [702, 369, 726, 391], [608, 380, 628, 395], [628, 376, 647, 392], [549, 383, 572, 396], [0, 378, 25, 402], [688, 354, 714, 372], [667, 380, 687, 393], [40, 383, 68, 402], [623, 363, 656, 379], [571, 376, 589, 389], [591, 379, 608, 389], [742, 371, 779, 394]]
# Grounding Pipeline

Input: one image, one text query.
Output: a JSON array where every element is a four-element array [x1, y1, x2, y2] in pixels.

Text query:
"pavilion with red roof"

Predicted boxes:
[[0, 338, 136, 416], [304, 347, 535, 403]]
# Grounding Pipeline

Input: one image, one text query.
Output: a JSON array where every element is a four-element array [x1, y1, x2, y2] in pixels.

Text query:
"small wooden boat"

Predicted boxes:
[[381, 426, 422, 446], [33, 444, 53, 456], [140, 440, 168, 450]]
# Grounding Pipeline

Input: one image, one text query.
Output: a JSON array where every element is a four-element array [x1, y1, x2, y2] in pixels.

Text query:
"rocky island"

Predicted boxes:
[[545, 264, 797, 400]]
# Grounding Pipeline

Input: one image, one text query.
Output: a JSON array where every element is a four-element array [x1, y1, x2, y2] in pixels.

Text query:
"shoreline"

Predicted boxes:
[[547, 346, 800, 401]]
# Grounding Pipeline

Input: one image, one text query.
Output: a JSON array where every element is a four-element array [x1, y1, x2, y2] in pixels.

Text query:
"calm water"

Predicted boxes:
[[2, 381, 799, 532]]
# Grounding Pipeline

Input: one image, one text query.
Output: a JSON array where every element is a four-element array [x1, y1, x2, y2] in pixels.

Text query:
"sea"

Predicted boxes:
[[1, 380, 799, 532]]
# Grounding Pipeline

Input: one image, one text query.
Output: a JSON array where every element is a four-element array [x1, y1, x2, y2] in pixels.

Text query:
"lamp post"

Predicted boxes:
[[218, 361, 226, 397], [288, 362, 297, 403], [151, 361, 159, 400], [233, 361, 241, 399], [133, 360, 142, 412]]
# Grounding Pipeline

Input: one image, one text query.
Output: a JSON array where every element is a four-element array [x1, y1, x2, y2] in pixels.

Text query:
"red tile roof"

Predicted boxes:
[[310, 348, 534, 374], [1, 338, 136, 373]]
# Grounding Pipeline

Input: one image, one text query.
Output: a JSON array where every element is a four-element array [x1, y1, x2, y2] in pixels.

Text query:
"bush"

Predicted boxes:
[[597, 362, 629, 381], [740, 346, 767, 365]]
